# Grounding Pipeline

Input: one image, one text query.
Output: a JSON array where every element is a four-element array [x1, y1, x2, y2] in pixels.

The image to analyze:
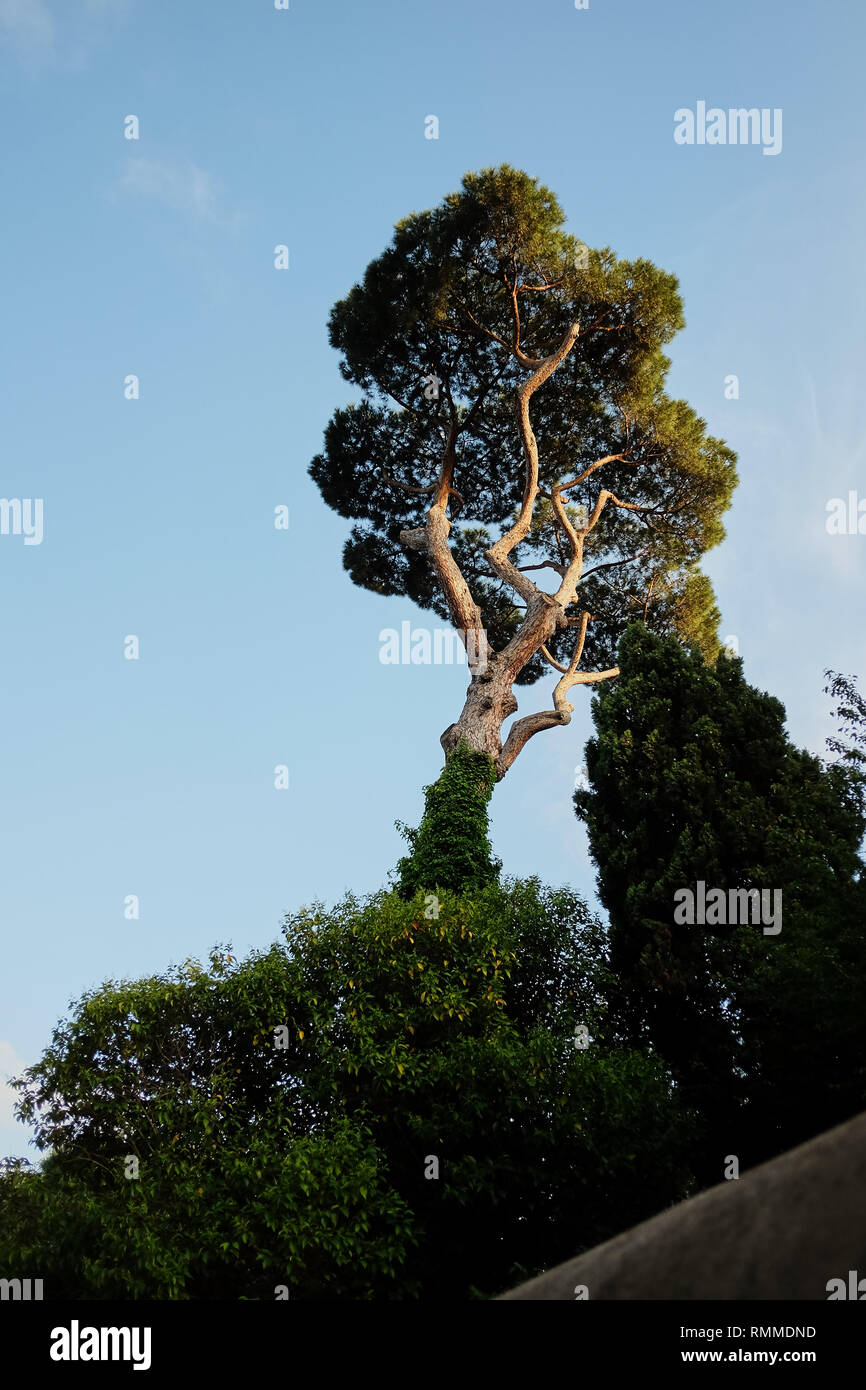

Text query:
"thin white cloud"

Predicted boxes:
[[0, 0, 55, 52], [117, 155, 242, 231], [0, 0, 130, 64]]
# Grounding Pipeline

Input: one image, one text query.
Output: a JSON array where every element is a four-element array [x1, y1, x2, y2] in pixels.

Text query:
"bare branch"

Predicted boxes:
[[517, 561, 566, 576], [571, 666, 620, 685], [585, 488, 653, 536], [454, 298, 513, 354], [558, 453, 631, 492], [508, 278, 547, 369], [540, 645, 567, 673], [581, 545, 652, 581], [380, 467, 438, 498], [396, 418, 486, 668], [495, 706, 570, 776], [496, 613, 598, 775], [565, 610, 592, 675], [517, 278, 567, 293], [486, 320, 581, 604], [461, 366, 507, 433]]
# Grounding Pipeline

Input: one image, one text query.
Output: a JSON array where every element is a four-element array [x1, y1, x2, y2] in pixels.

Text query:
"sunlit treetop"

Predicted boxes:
[[311, 166, 736, 778]]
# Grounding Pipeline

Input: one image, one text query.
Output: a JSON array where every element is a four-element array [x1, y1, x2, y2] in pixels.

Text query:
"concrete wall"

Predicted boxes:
[[498, 1111, 866, 1300]]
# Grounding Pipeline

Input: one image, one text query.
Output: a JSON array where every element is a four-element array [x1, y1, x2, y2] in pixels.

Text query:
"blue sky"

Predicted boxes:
[[1, 0, 864, 1157]]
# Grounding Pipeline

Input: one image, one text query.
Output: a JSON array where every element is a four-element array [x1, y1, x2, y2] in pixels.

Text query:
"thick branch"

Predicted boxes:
[[398, 419, 486, 669], [586, 488, 653, 534], [558, 453, 630, 492], [487, 320, 581, 605], [570, 666, 620, 685], [551, 486, 654, 613], [495, 707, 571, 777], [496, 613, 604, 777], [381, 468, 437, 498], [508, 279, 546, 369], [518, 560, 566, 576], [541, 610, 591, 675], [540, 645, 568, 673]]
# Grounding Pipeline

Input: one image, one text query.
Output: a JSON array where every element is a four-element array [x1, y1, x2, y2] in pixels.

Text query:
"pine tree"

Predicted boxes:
[[310, 167, 736, 887]]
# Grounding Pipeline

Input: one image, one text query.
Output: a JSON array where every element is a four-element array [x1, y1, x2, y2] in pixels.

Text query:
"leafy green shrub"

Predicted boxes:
[[2, 880, 693, 1299]]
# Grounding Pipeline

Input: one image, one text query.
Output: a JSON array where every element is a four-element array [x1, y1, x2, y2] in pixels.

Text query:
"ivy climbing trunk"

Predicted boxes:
[[396, 743, 502, 897]]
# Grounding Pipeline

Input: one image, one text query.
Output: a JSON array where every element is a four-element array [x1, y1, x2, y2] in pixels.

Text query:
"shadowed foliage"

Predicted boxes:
[[575, 625, 866, 1182], [1, 880, 693, 1299]]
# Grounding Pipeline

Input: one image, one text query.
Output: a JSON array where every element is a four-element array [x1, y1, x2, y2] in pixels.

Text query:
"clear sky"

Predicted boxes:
[[2, 0, 864, 1158]]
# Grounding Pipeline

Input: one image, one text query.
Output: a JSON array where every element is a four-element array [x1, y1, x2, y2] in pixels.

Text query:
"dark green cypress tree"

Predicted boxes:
[[575, 624, 866, 1180]]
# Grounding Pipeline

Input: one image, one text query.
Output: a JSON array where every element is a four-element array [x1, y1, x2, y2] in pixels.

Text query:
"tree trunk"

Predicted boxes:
[[440, 670, 520, 764], [440, 596, 568, 778]]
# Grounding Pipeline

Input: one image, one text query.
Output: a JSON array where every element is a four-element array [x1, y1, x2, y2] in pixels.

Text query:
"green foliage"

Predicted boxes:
[[824, 668, 866, 819], [310, 165, 736, 683], [1, 882, 693, 1299], [575, 624, 866, 1175], [395, 742, 501, 896], [3, 949, 410, 1299]]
